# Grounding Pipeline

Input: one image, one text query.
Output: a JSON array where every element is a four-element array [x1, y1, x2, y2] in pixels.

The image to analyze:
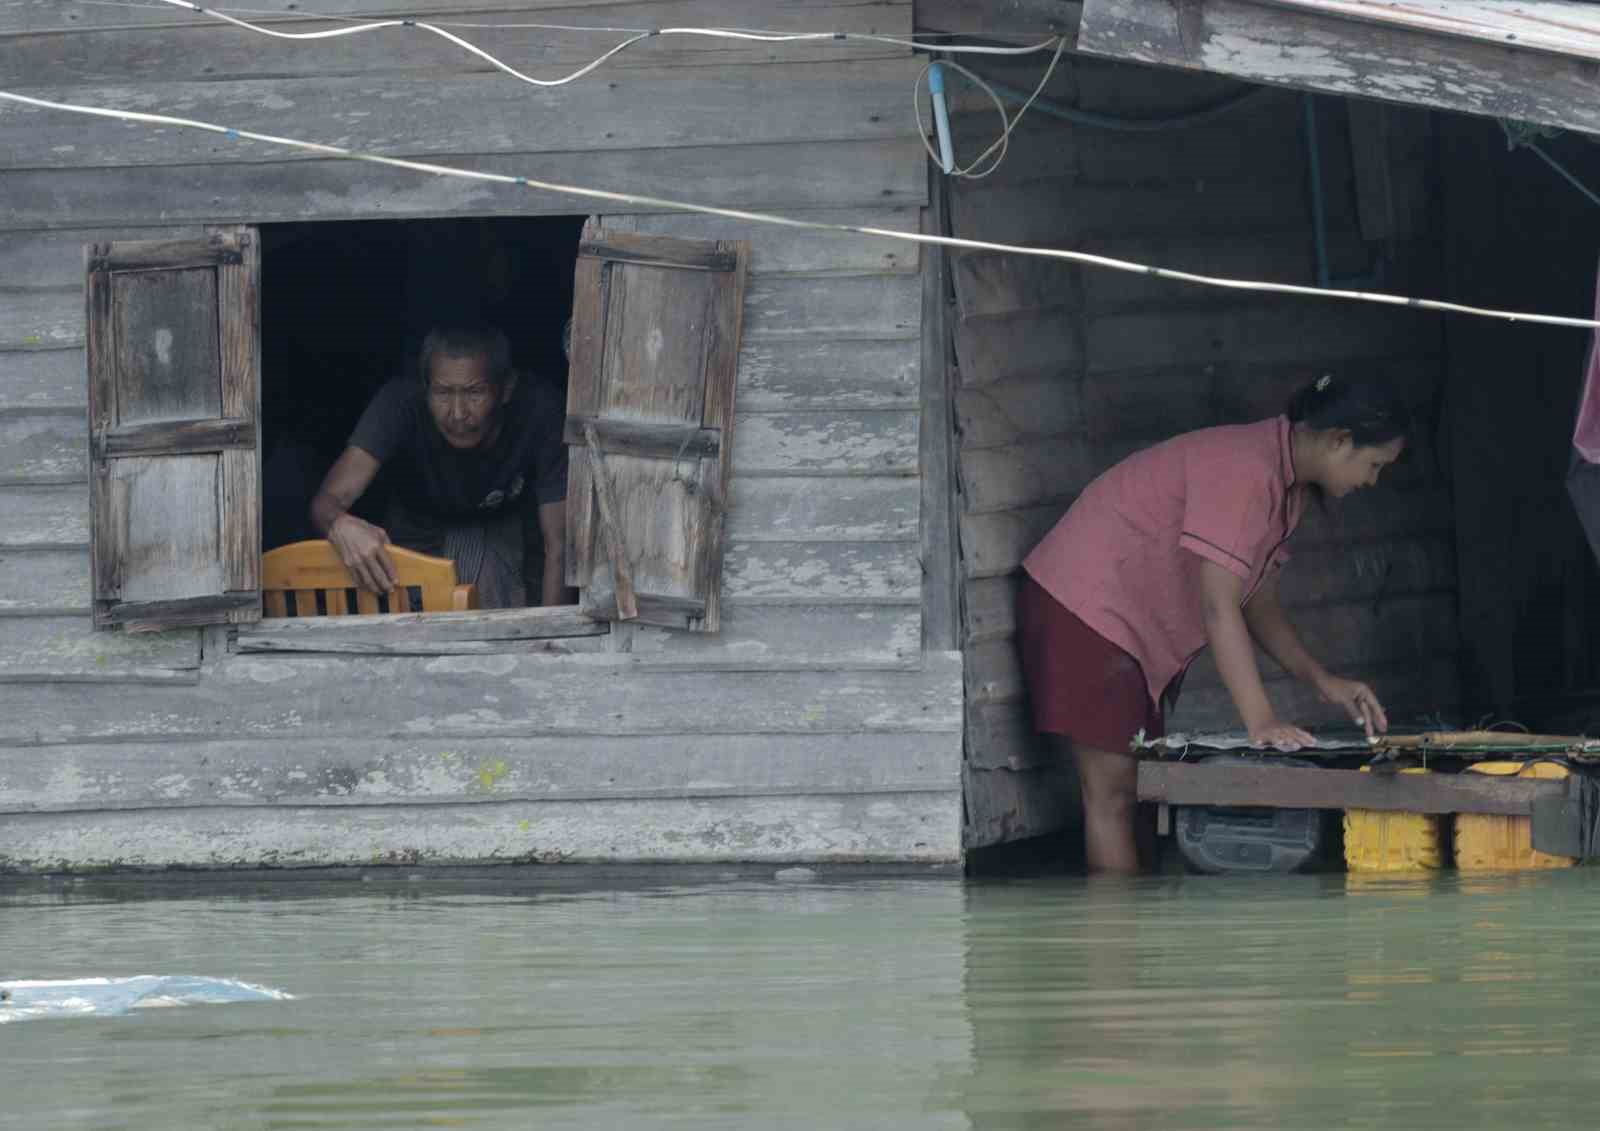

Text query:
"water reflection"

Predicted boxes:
[[5, 869, 1600, 1128], [960, 871, 1600, 1129]]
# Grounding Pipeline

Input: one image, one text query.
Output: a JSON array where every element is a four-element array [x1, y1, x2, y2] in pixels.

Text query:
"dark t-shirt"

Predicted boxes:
[[349, 377, 568, 524]]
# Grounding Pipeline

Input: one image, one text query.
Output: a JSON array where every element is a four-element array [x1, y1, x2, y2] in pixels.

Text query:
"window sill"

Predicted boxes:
[[233, 605, 607, 656]]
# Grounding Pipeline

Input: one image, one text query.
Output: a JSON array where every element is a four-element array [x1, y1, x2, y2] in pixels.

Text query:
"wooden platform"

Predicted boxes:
[[1137, 759, 1567, 816]]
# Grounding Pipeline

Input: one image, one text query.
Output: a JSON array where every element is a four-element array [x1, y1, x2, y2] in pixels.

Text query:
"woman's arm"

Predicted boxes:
[[1243, 577, 1388, 735], [1196, 558, 1316, 750]]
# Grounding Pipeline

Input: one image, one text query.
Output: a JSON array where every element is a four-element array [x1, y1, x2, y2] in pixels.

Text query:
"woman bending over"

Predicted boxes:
[[1018, 376, 1410, 873]]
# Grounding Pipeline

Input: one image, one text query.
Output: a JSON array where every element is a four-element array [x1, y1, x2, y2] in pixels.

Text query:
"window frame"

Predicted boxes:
[[232, 603, 607, 656], [246, 216, 592, 651], [87, 217, 747, 654]]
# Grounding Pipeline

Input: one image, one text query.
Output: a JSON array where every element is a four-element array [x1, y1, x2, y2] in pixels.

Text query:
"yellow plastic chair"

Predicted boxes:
[[261, 540, 478, 617]]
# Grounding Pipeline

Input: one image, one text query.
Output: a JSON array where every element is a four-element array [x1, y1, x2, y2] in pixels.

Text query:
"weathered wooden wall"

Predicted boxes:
[[936, 52, 1458, 845], [0, 0, 963, 868]]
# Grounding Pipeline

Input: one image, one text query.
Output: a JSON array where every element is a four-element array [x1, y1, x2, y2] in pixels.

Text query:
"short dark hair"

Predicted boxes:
[[417, 326, 512, 389], [1286, 374, 1412, 448]]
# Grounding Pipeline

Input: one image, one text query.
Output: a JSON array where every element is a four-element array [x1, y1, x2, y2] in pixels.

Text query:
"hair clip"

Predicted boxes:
[[1315, 374, 1332, 392]]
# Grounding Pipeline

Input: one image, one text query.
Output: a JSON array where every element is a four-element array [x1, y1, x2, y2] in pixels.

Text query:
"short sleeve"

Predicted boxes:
[[1177, 451, 1268, 582], [347, 380, 415, 464], [529, 382, 568, 505]]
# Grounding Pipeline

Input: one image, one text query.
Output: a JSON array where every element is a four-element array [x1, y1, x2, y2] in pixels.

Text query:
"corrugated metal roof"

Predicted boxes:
[[1261, 0, 1600, 63]]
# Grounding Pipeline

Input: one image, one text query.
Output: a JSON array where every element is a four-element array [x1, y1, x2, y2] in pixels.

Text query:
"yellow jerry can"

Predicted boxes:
[[1454, 761, 1579, 872], [1344, 766, 1443, 872]]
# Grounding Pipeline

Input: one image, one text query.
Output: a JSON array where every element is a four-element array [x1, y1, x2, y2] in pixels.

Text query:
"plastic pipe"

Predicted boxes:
[[928, 62, 955, 174]]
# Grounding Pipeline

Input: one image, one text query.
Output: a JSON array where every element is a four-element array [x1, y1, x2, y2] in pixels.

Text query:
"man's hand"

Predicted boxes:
[[1315, 674, 1389, 737], [328, 513, 398, 594], [1247, 718, 1318, 752]]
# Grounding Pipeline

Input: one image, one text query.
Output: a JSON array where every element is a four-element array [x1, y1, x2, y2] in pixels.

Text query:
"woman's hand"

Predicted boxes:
[[1247, 718, 1318, 752], [328, 513, 398, 594], [1315, 674, 1389, 737]]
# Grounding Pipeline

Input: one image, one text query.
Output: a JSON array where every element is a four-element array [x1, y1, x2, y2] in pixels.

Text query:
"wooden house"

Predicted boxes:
[[2, 0, 1598, 870]]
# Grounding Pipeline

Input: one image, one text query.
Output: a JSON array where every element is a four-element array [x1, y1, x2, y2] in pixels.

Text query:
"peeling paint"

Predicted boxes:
[[424, 655, 518, 676], [227, 660, 304, 684]]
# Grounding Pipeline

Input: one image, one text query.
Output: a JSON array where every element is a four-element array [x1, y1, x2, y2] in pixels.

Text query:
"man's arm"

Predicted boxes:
[[538, 499, 568, 606], [309, 446, 398, 594], [1196, 558, 1315, 750]]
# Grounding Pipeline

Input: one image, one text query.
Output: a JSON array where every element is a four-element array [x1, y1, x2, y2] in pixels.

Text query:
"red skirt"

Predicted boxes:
[[1016, 571, 1178, 753]]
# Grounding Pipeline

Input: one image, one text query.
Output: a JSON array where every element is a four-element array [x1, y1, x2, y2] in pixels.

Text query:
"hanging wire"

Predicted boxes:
[[912, 37, 1067, 179], [1500, 118, 1600, 209], [916, 38, 1069, 180], [2, 87, 1598, 330], [118, 0, 1062, 84], [89, 0, 1067, 176]]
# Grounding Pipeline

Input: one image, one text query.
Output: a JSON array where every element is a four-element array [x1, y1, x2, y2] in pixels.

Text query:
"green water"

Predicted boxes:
[[5, 868, 1600, 1128]]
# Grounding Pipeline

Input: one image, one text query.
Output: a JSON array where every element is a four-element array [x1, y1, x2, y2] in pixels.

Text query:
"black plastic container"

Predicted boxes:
[[1173, 754, 1331, 874]]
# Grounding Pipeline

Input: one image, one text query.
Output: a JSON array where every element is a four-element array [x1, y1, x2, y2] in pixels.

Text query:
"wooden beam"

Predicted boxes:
[[98, 418, 254, 458], [236, 605, 608, 654], [919, 164, 959, 652], [916, 0, 1083, 39], [102, 592, 261, 631], [563, 415, 721, 460], [0, 139, 930, 231], [1137, 759, 1568, 815], [1078, 0, 1600, 138], [584, 421, 639, 622]]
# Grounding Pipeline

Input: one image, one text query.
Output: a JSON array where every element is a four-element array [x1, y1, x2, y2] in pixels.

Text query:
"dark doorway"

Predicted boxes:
[[259, 215, 586, 551]]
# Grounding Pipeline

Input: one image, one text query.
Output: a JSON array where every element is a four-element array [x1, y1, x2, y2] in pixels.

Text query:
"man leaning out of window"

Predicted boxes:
[[310, 325, 569, 608]]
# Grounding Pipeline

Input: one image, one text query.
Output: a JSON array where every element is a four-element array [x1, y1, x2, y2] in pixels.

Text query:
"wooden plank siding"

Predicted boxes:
[[0, 1, 912, 84], [941, 53, 1458, 842], [0, 0, 966, 868]]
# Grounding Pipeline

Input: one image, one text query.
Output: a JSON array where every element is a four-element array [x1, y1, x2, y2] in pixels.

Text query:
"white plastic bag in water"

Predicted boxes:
[[0, 975, 292, 1024]]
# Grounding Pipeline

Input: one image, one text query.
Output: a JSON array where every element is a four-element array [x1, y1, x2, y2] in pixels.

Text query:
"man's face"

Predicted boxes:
[[426, 353, 506, 449]]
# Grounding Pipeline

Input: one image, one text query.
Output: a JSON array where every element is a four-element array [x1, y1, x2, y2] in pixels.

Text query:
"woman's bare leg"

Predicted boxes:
[[1073, 744, 1141, 875]]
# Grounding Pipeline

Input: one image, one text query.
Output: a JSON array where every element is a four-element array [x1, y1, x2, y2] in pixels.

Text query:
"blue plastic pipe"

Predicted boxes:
[[928, 63, 955, 175]]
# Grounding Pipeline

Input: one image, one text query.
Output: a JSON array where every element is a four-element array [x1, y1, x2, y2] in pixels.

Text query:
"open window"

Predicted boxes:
[[84, 218, 750, 649]]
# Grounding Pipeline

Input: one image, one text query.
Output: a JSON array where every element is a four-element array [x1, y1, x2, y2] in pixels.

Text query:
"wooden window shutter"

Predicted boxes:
[[85, 227, 262, 632], [564, 221, 750, 633]]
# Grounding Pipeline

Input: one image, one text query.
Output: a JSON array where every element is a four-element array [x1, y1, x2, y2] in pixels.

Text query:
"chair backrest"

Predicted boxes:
[[261, 540, 477, 616]]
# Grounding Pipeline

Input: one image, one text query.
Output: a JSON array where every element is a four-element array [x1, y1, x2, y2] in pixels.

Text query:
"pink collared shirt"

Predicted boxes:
[[1022, 416, 1304, 708]]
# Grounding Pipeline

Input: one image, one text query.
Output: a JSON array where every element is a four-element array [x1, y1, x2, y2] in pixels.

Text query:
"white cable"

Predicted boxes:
[[147, 0, 1068, 171], [915, 37, 1067, 179], [131, 0, 1061, 76], [916, 58, 1011, 179], [1, 87, 1594, 331]]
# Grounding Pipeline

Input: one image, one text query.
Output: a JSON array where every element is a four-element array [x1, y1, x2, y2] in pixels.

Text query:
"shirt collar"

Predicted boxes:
[[1276, 414, 1297, 490]]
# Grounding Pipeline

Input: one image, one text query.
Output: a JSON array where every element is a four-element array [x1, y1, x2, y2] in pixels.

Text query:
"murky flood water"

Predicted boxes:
[[6, 868, 1600, 1128]]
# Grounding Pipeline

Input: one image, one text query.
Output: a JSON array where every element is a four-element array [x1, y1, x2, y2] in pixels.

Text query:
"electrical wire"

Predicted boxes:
[[91, 0, 1064, 47], [79, 1, 1067, 175], [2, 87, 1596, 330], [982, 79, 1275, 133], [1500, 118, 1600, 210], [913, 37, 1067, 179], [124, 0, 1063, 83]]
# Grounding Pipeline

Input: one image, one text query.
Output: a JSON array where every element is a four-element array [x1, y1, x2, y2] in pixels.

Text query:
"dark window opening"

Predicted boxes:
[[259, 215, 585, 607]]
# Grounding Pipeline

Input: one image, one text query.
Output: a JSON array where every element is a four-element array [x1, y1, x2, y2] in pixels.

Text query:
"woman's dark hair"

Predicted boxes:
[[1285, 374, 1412, 447], [417, 325, 513, 389]]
